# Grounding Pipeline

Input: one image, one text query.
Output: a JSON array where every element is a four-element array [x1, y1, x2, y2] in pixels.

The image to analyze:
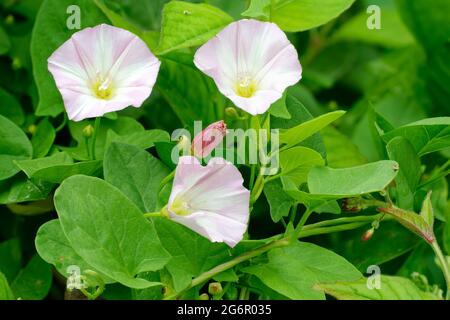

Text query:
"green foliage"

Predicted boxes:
[[156, 1, 233, 55], [243, 242, 362, 299], [317, 275, 442, 300], [0, 0, 448, 302], [0, 115, 32, 181], [308, 161, 399, 196], [54, 175, 170, 288]]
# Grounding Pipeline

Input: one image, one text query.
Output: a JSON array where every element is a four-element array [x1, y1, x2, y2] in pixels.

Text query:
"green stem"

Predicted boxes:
[[298, 222, 368, 238], [159, 170, 175, 194], [292, 209, 312, 240], [250, 174, 264, 205], [430, 241, 450, 300], [91, 117, 101, 160], [164, 237, 291, 300], [143, 212, 163, 218], [55, 113, 68, 133], [301, 214, 388, 230], [249, 165, 257, 191], [85, 137, 91, 160], [238, 287, 249, 300]]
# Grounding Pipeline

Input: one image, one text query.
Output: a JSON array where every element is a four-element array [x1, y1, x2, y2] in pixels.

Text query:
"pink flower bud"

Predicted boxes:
[[192, 120, 227, 158], [361, 228, 375, 242]]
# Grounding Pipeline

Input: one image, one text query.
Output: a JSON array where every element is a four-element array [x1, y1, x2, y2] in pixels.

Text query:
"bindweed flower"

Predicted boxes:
[[192, 120, 227, 158], [48, 24, 160, 121], [166, 156, 250, 247], [194, 19, 302, 115]]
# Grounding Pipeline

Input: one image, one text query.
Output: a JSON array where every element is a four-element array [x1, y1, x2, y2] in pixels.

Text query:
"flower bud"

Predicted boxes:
[[208, 282, 223, 296], [27, 124, 37, 135], [199, 293, 209, 300], [5, 15, 14, 26], [361, 228, 375, 241], [192, 120, 227, 158], [82, 124, 94, 138], [225, 107, 240, 119]]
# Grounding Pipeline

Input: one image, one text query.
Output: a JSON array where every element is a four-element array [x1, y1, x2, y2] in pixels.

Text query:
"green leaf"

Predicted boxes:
[[0, 238, 21, 282], [0, 88, 24, 126], [316, 275, 441, 300], [104, 143, 170, 212], [54, 175, 170, 289], [0, 115, 32, 181], [396, 0, 450, 49], [280, 147, 324, 187], [322, 127, 367, 168], [382, 118, 450, 157], [378, 206, 435, 244], [153, 218, 231, 292], [243, 241, 361, 300], [94, 0, 160, 49], [15, 152, 73, 178], [0, 175, 53, 205], [11, 255, 52, 300], [15, 152, 102, 184], [64, 116, 145, 160], [0, 25, 11, 55], [242, 0, 271, 20], [308, 160, 399, 197], [31, 118, 56, 158], [268, 93, 291, 119], [29, 161, 102, 184], [386, 137, 421, 210], [157, 55, 218, 125], [156, 1, 233, 55], [31, 0, 108, 117], [35, 219, 114, 283], [270, 0, 356, 32], [0, 272, 14, 300], [272, 93, 327, 159], [280, 110, 345, 150], [105, 129, 170, 151], [263, 179, 295, 222]]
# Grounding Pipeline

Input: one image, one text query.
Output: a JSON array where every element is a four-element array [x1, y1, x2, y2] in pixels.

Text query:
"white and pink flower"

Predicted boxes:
[[48, 24, 160, 121], [194, 19, 302, 115], [167, 156, 250, 247]]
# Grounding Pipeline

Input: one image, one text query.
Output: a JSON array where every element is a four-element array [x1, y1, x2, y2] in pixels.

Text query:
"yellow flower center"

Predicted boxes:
[[235, 74, 257, 98], [170, 196, 193, 216], [92, 76, 114, 100]]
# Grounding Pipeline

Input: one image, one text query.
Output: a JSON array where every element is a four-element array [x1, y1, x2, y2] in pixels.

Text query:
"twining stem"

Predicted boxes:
[[164, 237, 291, 300], [164, 214, 383, 300], [430, 241, 450, 300], [91, 117, 101, 160]]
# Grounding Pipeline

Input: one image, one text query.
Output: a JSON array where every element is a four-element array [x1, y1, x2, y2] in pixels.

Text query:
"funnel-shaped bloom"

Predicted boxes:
[[48, 24, 160, 121], [192, 120, 227, 158], [167, 156, 250, 247], [194, 19, 302, 115]]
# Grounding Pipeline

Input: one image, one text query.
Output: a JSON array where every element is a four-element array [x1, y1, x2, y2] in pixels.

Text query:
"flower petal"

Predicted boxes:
[[168, 156, 250, 247], [169, 210, 248, 247], [48, 24, 160, 121], [194, 19, 302, 115]]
